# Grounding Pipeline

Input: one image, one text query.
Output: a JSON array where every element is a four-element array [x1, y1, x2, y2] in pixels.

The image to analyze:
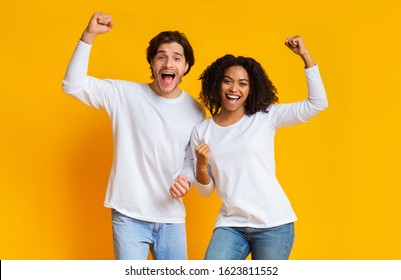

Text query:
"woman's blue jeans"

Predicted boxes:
[[111, 209, 187, 260], [205, 223, 295, 260]]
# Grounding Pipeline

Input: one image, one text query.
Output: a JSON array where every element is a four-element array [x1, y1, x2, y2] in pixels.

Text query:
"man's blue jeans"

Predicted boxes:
[[205, 223, 295, 260], [111, 209, 187, 260]]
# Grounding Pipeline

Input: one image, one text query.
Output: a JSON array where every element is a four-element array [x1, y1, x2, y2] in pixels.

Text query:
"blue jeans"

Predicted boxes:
[[205, 223, 295, 260], [111, 209, 187, 260]]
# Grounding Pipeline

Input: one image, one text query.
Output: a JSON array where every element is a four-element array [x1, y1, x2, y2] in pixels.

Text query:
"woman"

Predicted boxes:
[[191, 35, 328, 260]]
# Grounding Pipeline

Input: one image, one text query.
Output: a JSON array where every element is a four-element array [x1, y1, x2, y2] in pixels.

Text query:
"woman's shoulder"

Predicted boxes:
[[196, 117, 213, 128]]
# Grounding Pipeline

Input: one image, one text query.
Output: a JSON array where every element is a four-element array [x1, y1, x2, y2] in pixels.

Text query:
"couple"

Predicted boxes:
[[62, 12, 328, 260]]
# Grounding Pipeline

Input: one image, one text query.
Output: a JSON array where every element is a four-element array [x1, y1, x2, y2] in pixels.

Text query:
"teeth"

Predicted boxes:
[[161, 73, 175, 82], [227, 95, 240, 99]]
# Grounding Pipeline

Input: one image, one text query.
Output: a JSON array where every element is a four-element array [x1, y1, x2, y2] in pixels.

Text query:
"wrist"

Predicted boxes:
[[196, 176, 211, 186], [301, 53, 315, 68], [80, 30, 97, 44], [197, 165, 208, 172]]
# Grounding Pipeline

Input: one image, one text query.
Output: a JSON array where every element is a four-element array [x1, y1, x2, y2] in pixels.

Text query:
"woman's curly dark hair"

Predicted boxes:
[[199, 54, 278, 116]]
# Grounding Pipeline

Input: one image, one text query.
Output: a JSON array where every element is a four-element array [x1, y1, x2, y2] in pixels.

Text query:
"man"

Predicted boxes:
[[62, 12, 204, 260]]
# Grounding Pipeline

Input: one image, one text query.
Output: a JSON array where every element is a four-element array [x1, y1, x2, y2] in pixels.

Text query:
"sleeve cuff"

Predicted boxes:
[[195, 179, 214, 189], [305, 64, 318, 72], [78, 39, 93, 49], [194, 178, 214, 197]]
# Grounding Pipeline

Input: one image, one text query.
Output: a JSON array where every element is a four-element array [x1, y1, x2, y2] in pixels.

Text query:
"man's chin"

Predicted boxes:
[[159, 84, 179, 96]]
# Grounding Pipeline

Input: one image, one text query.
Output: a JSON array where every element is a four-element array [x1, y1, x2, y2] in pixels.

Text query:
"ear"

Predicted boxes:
[[184, 63, 189, 74]]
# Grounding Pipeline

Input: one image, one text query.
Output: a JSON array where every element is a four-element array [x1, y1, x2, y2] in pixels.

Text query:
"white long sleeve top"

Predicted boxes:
[[62, 40, 205, 223], [191, 65, 328, 228]]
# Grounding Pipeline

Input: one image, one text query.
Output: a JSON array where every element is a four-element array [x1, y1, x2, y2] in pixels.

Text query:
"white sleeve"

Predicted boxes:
[[178, 104, 206, 185], [269, 65, 329, 129], [194, 178, 215, 197], [190, 126, 215, 197], [180, 142, 196, 185], [62, 40, 118, 110]]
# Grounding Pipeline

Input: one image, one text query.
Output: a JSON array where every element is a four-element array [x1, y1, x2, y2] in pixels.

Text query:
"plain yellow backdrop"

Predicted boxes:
[[1, 0, 400, 260]]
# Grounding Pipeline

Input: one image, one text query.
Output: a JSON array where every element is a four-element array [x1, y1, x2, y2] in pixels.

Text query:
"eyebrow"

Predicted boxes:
[[156, 50, 184, 57], [223, 75, 249, 82]]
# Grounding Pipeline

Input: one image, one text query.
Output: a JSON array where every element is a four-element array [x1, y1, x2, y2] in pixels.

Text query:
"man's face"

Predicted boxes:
[[149, 42, 189, 98]]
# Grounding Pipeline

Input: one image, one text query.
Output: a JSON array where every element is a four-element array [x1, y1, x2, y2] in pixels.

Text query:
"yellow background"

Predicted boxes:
[[1, 0, 400, 260]]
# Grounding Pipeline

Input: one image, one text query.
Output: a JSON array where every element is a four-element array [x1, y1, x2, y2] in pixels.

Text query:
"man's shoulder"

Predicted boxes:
[[181, 91, 205, 114], [114, 80, 151, 95], [117, 80, 145, 88]]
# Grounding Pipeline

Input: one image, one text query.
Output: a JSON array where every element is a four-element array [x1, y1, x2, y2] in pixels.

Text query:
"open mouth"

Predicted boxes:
[[226, 94, 240, 103], [161, 72, 176, 85]]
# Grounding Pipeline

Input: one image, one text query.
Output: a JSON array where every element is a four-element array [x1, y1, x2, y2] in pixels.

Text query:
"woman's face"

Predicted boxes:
[[220, 66, 250, 114]]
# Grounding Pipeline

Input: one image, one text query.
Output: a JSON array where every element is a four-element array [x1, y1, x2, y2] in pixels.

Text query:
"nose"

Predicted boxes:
[[230, 84, 238, 92], [165, 57, 173, 68]]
